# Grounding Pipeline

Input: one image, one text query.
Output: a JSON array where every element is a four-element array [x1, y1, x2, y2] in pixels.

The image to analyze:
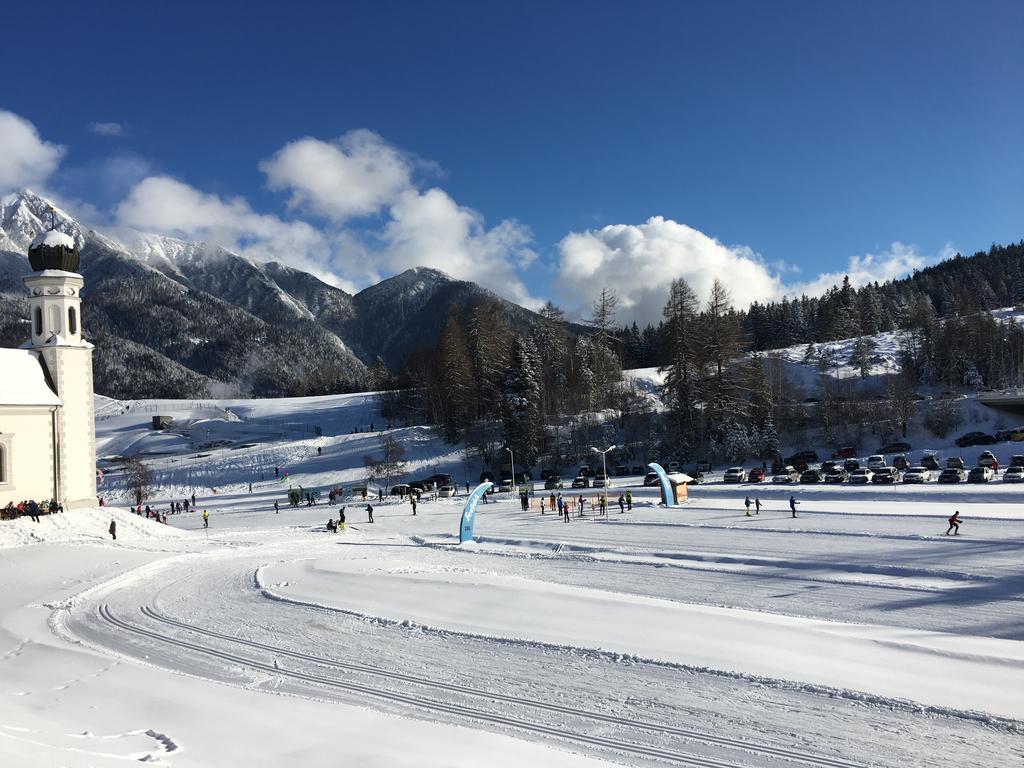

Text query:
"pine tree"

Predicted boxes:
[[500, 336, 542, 466]]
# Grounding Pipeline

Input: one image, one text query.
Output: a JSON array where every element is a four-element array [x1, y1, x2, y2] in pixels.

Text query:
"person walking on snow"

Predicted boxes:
[[274, 500, 279, 514], [202, 510, 209, 528], [946, 510, 961, 535], [366, 504, 374, 523], [339, 507, 346, 531], [625, 490, 632, 511], [744, 496, 752, 516], [411, 496, 417, 516], [789, 495, 799, 518], [108, 518, 116, 540], [754, 497, 762, 515], [618, 494, 626, 513]]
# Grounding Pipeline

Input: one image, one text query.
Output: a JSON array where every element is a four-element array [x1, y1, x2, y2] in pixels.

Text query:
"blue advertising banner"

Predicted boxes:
[[459, 482, 493, 543], [647, 462, 681, 508]]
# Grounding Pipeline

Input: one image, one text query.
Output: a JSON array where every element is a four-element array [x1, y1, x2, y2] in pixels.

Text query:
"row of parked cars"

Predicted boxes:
[[725, 451, 1022, 485], [390, 473, 457, 497]]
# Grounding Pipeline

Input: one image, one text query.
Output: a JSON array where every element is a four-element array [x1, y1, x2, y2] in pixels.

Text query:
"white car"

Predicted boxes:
[[771, 466, 799, 483], [902, 467, 931, 483], [866, 455, 886, 470], [1002, 466, 1024, 483], [849, 468, 874, 484], [437, 485, 456, 497], [968, 466, 994, 483], [723, 467, 747, 483]]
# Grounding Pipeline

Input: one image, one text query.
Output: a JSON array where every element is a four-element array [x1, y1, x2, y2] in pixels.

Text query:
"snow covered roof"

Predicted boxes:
[[30, 229, 76, 250], [0, 349, 61, 406], [667, 472, 694, 483]]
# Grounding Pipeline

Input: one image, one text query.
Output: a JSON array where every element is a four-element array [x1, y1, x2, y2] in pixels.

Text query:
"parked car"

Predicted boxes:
[[695, 459, 712, 473], [429, 473, 455, 486], [578, 465, 594, 477], [668, 461, 681, 473], [892, 454, 909, 471], [771, 466, 800, 483], [844, 458, 861, 472], [903, 466, 931, 483], [408, 481, 426, 493], [643, 472, 659, 486], [1002, 466, 1024, 482], [390, 484, 410, 496], [946, 456, 966, 470], [872, 467, 900, 483], [920, 454, 941, 471], [785, 450, 819, 465], [571, 476, 590, 489], [995, 428, 1021, 442], [1011, 454, 1024, 468], [593, 473, 608, 488], [800, 469, 823, 483], [832, 446, 857, 459], [438, 485, 456, 498], [723, 467, 747, 483], [824, 467, 849, 483], [956, 431, 997, 447], [498, 479, 513, 492], [978, 451, 998, 468], [866, 455, 886, 470], [938, 467, 966, 484], [820, 460, 837, 473], [544, 476, 563, 490], [968, 466, 994, 483], [685, 472, 705, 485], [1012, 430, 1024, 442], [748, 468, 766, 482], [879, 441, 912, 454], [614, 465, 629, 476], [849, 468, 874, 484]]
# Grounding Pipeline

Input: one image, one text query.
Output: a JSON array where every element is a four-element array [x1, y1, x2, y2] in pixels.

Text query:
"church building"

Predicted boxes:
[[0, 227, 97, 509]]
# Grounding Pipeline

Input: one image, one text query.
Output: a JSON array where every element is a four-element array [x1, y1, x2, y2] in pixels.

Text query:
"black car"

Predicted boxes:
[[872, 467, 900, 483], [643, 472, 660, 486], [893, 454, 909, 471], [799, 469, 823, 483], [544, 476, 563, 490], [790, 459, 810, 472], [820, 460, 837, 473], [938, 468, 966, 484], [956, 431, 996, 447], [429, 473, 454, 487], [785, 450, 819, 465], [614, 465, 629, 476], [879, 442, 911, 454], [844, 458, 860, 472], [920, 454, 940, 471], [946, 456, 966, 470], [571, 476, 590, 489]]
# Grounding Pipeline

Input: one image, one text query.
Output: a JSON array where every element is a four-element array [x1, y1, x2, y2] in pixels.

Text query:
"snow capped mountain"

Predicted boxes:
[[0, 190, 548, 398]]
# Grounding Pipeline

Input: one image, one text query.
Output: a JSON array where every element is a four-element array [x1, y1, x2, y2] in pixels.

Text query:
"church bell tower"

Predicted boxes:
[[23, 223, 97, 509]]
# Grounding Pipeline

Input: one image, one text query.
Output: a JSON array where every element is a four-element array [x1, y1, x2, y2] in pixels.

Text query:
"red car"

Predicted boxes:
[[748, 468, 765, 482], [832, 446, 857, 459]]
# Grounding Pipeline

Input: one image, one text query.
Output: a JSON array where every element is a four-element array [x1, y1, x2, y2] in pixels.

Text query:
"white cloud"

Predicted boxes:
[[556, 218, 947, 325], [557, 217, 785, 325], [0, 110, 65, 194], [113, 175, 354, 289], [260, 129, 415, 221], [90, 121, 124, 137], [381, 188, 537, 306], [788, 242, 946, 297]]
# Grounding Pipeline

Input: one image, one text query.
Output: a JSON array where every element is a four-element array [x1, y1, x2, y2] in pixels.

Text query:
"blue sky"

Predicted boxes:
[[1, 1, 1021, 323]]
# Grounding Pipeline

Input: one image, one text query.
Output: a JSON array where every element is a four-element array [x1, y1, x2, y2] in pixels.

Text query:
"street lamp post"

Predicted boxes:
[[506, 446, 516, 496], [590, 444, 616, 490]]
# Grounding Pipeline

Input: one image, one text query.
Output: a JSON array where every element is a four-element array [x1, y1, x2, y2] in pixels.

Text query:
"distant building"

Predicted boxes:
[[0, 227, 97, 508]]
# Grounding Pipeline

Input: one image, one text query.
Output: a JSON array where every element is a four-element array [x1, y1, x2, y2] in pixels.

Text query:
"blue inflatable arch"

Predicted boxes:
[[458, 481, 493, 542], [647, 462, 685, 509]]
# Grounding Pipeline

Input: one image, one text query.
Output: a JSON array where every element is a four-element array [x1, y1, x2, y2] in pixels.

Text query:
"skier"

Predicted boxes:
[[274, 500, 279, 514], [366, 504, 374, 523], [599, 495, 607, 516], [789, 495, 799, 518], [625, 490, 632, 511], [578, 495, 584, 516], [248, 482, 252, 494], [411, 496, 417, 516], [946, 510, 961, 536], [202, 510, 209, 528], [618, 494, 625, 513], [108, 518, 117, 540], [339, 507, 346, 531], [191, 492, 196, 507], [754, 497, 762, 515], [540, 498, 545, 514], [744, 496, 752, 516]]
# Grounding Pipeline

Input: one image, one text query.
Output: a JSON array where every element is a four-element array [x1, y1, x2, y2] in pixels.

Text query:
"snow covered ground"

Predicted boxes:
[[3, 394, 1024, 766]]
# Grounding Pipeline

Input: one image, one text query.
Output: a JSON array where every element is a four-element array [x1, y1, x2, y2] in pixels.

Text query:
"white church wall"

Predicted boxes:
[[0, 408, 57, 507]]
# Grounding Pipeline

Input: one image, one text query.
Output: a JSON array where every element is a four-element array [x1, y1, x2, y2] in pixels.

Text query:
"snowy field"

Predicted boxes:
[[3, 394, 1024, 766]]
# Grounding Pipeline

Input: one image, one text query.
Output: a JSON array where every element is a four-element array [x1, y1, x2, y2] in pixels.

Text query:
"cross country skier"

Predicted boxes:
[[744, 496, 752, 516], [202, 510, 209, 528], [789, 495, 799, 518], [366, 504, 374, 523], [754, 497, 761, 514], [946, 510, 961, 535]]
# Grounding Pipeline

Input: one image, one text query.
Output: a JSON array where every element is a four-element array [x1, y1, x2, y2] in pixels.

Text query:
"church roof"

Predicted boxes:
[[0, 349, 61, 406]]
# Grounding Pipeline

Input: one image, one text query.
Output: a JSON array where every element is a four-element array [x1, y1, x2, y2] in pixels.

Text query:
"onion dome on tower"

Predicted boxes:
[[28, 211, 79, 273]]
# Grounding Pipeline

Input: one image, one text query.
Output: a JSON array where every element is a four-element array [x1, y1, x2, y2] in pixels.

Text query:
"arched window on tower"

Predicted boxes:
[[49, 306, 62, 336], [68, 307, 77, 336], [33, 307, 42, 336]]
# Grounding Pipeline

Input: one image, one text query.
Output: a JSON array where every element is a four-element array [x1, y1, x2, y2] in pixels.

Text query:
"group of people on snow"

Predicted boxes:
[[1, 498, 62, 522]]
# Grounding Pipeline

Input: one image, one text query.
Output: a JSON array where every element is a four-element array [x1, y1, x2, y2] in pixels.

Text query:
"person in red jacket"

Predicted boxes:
[[946, 511, 961, 536]]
